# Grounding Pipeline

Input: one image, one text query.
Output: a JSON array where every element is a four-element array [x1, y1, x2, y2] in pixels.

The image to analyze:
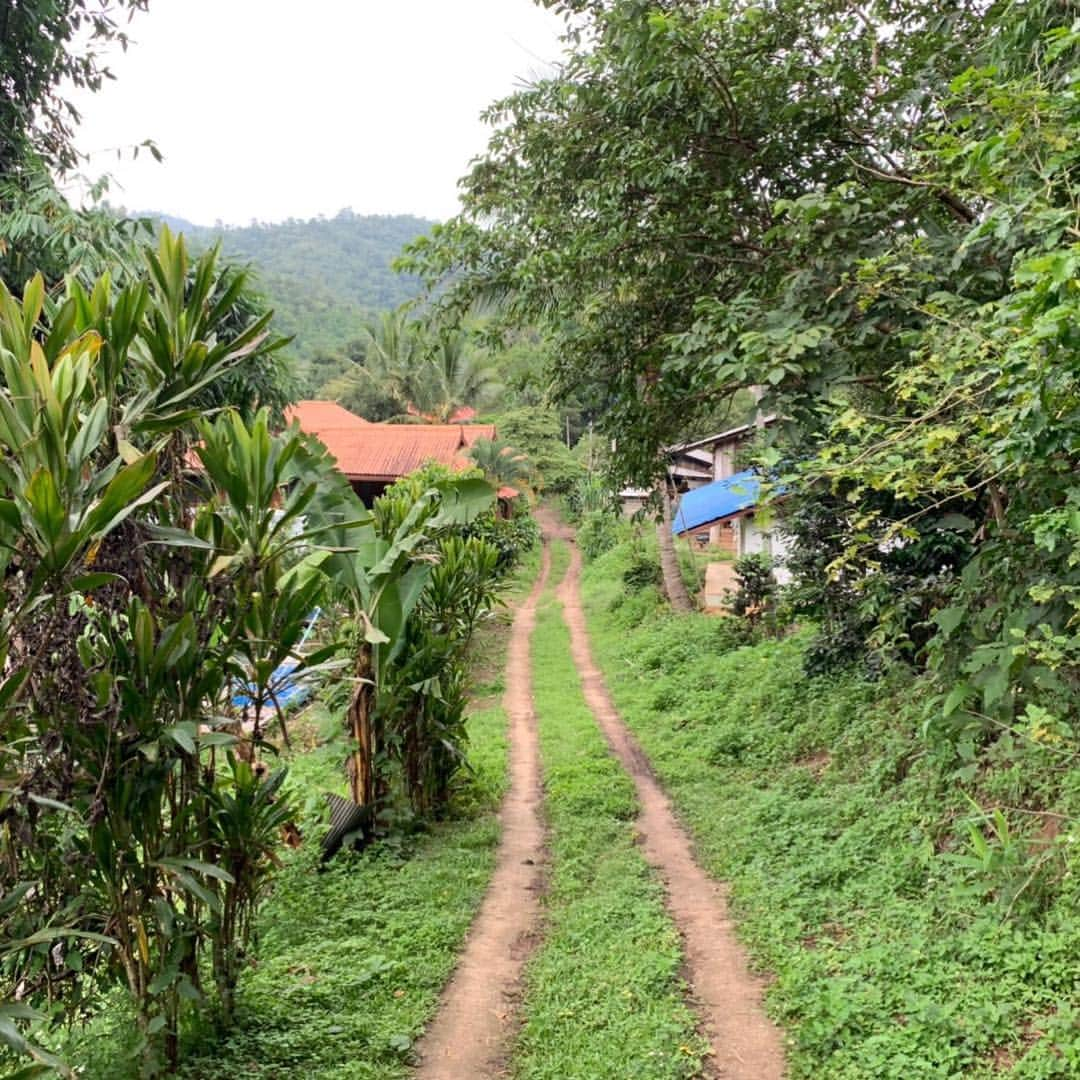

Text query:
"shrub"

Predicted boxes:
[[565, 474, 618, 523], [496, 407, 585, 494], [578, 509, 623, 561], [729, 553, 775, 619], [623, 551, 662, 590], [463, 510, 540, 575]]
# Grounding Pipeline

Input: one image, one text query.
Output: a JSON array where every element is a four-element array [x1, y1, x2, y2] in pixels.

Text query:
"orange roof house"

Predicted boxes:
[[284, 400, 498, 503]]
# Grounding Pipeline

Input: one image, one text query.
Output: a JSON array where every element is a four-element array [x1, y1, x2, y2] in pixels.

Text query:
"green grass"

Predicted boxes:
[[512, 540, 706, 1080], [580, 537, 1080, 1080]]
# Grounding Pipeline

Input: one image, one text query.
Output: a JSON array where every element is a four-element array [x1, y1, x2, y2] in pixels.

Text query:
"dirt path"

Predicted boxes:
[[414, 541, 551, 1080], [556, 537, 787, 1080]]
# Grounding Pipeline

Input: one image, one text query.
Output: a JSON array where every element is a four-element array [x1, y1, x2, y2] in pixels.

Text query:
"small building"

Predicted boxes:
[[618, 416, 777, 517], [671, 469, 791, 583], [284, 400, 497, 504]]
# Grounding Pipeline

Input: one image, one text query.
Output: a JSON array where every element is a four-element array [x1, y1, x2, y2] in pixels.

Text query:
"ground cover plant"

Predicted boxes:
[[581, 535, 1080, 1079], [513, 538, 707, 1079]]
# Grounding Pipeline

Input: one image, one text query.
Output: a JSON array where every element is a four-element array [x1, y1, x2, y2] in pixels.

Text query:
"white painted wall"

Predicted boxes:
[[737, 516, 793, 585]]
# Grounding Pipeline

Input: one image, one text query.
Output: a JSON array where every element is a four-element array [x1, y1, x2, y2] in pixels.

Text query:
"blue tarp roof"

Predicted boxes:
[[672, 470, 761, 534]]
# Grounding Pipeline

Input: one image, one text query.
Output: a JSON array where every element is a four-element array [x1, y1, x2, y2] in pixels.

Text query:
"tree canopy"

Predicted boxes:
[[0, 0, 149, 176], [403, 0, 1021, 478], [404, 0, 1080, 730]]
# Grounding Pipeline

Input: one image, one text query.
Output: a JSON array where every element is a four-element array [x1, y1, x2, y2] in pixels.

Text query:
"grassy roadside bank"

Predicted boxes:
[[580, 536, 1080, 1080], [68, 547, 542, 1079], [513, 538, 706, 1080]]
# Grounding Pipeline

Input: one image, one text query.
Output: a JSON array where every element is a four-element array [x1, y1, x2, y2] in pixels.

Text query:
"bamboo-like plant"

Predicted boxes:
[[0, 232, 327, 1076]]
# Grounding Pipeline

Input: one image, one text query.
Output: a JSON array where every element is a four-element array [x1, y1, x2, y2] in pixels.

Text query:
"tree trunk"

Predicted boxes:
[[657, 478, 694, 613], [347, 647, 375, 806]]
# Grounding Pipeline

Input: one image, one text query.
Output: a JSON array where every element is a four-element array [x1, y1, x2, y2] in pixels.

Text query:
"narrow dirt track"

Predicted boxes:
[[556, 537, 786, 1080], [414, 541, 551, 1080]]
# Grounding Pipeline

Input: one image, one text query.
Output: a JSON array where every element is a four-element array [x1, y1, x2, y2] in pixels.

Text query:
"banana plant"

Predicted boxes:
[[382, 533, 502, 814], [313, 474, 494, 809]]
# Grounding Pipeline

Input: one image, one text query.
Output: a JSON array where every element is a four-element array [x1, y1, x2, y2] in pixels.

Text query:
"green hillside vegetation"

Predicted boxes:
[[137, 210, 435, 386]]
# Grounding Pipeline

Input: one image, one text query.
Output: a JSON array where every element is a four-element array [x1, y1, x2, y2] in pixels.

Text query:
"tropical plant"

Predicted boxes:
[[405, 329, 501, 422], [205, 757, 296, 1025], [346, 309, 426, 418], [0, 170, 153, 290], [311, 467, 495, 817], [462, 511, 540, 575], [468, 437, 530, 488], [381, 534, 501, 815], [0, 231, 332, 1076]]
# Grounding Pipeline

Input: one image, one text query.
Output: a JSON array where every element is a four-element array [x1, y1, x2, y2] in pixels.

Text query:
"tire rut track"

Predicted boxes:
[[414, 540, 551, 1079], [555, 534, 786, 1080]]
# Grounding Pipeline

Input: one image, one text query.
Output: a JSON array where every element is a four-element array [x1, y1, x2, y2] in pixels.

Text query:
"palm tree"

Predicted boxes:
[[468, 437, 531, 487], [336, 311, 425, 419], [405, 330, 502, 423], [337, 316, 500, 425]]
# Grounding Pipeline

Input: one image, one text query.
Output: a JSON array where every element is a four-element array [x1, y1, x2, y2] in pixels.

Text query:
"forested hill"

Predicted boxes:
[[139, 210, 436, 364]]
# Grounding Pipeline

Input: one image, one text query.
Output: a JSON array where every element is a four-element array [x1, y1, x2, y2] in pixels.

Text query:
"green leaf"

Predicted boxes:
[[70, 572, 123, 591], [164, 724, 196, 755], [933, 606, 965, 638], [25, 468, 64, 548]]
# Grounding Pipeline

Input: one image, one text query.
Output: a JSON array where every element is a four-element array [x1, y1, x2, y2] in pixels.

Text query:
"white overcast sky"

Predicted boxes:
[[66, 0, 566, 226]]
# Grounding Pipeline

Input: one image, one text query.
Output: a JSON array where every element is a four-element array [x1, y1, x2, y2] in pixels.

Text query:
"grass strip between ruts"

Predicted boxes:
[[512, 538, 706, 1080]]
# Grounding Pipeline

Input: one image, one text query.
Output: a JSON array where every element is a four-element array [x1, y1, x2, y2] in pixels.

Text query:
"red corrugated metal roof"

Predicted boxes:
[[284, 400, 369, 430], [405, 404, 480, 423], [279, 403, 496, 482], [390, 421, 496, 445], [458, 424, 496, 446], [317, 426, 471, 480]]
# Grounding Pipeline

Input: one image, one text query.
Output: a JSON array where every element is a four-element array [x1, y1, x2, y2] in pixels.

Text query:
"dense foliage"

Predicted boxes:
[[404, 0, 1080, 746], [0, 232, 319, 1075], [0, 232, 505, 1077], [319, 310, 501, 423]]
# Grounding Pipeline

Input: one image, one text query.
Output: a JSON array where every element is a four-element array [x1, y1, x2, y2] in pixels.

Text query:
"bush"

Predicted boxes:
[[463, 510, 540, 575], [578, 509, 622, 561], [623, 551, 662, 590], [565, 474, 618, 523], [729, 553, 775, 618]]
